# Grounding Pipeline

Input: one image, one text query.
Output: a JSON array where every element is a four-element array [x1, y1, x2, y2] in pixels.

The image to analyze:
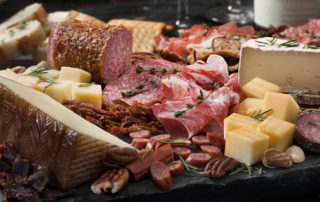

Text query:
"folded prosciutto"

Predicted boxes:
[[153, 54, 245, 140]]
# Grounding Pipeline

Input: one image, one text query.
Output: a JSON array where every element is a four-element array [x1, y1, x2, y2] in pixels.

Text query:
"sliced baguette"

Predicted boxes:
[[0, 20, 46, 64], [44, 11, 69, 35], [32, 37, 48, 62], [0, 3, 48, 32]]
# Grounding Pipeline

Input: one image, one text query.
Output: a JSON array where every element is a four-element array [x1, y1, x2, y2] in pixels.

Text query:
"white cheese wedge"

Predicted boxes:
[[239, 37, 320, 91], [0, 75, 131, 190]]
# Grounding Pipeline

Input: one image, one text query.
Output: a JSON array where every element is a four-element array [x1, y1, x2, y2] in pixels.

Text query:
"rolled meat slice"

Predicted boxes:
[[102, 73, 162, 106], [48, 20, 132, 84]]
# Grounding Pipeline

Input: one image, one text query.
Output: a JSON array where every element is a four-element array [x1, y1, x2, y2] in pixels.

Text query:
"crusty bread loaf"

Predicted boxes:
[[32, 37, 48, 62], [44, 11, 69, 35], [0, 3, 48, 32], [0, 20, 46, 64]]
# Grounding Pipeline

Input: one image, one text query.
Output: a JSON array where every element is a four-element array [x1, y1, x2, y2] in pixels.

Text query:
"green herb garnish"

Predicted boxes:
[[310, 30, 316, 38], [250, 109, 272, 121], [17, 21, 26, 30], [136, 66, 144, 73], [174, 110, 187, 118], [121, 89, 136, 97], [308, 121, 320, 126], [210, 81, 216, 91], [172, 68, 180, 74], [255, 167, 267, 175], [186, 103, 194, 109], [277, 39, 299, 48], [135, 83, 145, 90], [158, 139, 189, 145], [303, 44, 320, 49], [78, 82, 95, 87], [149, 68, 157, 75], [141, 150, 152, 161], [255, 30, 265, 38], [27, 67, 57, 93], [229, 163, 253, 176], [179, 156, 204, 175], [149, 80, 157, 87], [162, 68, 167, 73], [8, 29, 14, 37]]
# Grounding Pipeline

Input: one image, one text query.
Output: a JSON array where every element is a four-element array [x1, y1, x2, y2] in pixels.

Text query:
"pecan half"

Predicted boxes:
[[103, 147, 138, 168], [204, 157, 238, 178], [91, 168, 129, 194]]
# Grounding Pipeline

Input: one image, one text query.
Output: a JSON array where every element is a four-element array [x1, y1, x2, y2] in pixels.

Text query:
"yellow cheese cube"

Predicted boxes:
[[58, 66, 91, 83], [224, 113, 261, 138], [72, 83, 102, 108], [261, 92, 299, 123], [242, 77, 282, 99], [257, 116, 295, 151], [36, 80, 72, 102], [24, 66, 60, 80], [233, 98, 263, 116], [0, 69, 39, 88], [225, 127, 270, 166]]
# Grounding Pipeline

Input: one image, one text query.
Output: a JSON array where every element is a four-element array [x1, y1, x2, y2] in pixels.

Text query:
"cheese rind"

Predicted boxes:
[[239, 37, 320, 91], [225, 127, 270, 166], [257, 116, 295, 151], [242, 77, 282, 98], [224, 113, 261, 138], [72, 82, 102, 108], [0, 75, 131, 190], [58, 66, 92, 83], [233, 98, 263, 116], [261, 92, 299, 123]]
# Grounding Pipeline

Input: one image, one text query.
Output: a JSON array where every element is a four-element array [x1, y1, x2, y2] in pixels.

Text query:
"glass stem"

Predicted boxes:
[[228, 0, 243, 14], [176, 0, 189, 29]]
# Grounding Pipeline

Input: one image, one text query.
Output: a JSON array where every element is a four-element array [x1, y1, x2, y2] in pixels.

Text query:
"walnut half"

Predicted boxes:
[[91, 168, 129, 194]]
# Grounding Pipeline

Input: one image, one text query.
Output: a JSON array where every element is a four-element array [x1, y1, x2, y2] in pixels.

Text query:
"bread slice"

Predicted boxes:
[[32, 37, 48, 62], [0, 20, 46, 64], [68, 10, 104, 25], [0, 3, 48, 32], [44, 11, 69, 35]]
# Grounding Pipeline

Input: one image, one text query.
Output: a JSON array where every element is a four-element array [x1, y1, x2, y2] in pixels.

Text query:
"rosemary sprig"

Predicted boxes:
[[293, 87, 313, 97], [172, 68, 180, 74], [78, 82, 95, 87], [17, 21, 26, 30], [158, 138, 189, 145], [141, 150, 152, 161], [121, 83, 145, 97], [277, 39, 299, 48], [308, 121, 320, 126], [136, 66, 144, 73], [174, 110, 187, 118], [27, 67, 57, 93], [8, 29, 14, 37], [310, 30, 316, 38], [250, 109, 273, 121], [255, 167, 267, 175], [179, 156, 204, 175], [149, 68, 157, 75], [202, 23, 210, 36], [149, 80, 157, 87], [229, 163, 253, 176], [303, 44, 320, 49]]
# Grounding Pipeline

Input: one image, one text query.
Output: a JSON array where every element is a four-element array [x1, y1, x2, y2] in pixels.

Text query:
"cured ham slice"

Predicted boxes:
[[155, 22, 254, 57], [153, 98, 212, 140], [161, 75, 190, 99]]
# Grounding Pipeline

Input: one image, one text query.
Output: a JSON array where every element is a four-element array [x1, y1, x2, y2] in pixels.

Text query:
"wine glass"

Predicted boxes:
[[175, 0, 190, 34], [205, 0, 253, 25]]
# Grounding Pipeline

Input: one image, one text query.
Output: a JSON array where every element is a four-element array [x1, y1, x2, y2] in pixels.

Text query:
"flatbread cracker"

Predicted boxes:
[[107, 19, 171, 53]]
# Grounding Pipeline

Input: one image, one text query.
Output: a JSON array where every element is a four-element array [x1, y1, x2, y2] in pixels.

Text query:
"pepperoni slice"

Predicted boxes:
[[168, 160, 185, 176], [185, 153, 211, 168], [206, 132, 225, 150], [200, 145, 223, 159], [150, 161, 173, 191], [129, 130, 152, 139], [173, 147, 192, 160], [192, 135, 210, 147]]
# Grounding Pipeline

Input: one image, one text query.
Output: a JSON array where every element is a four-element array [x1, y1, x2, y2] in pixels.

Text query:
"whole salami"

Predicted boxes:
[[47, 20, 132, 84]]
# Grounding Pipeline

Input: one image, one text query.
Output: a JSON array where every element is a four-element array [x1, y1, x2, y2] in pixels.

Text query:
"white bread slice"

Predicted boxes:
[[0, 20, 46, 64], [32, 37, 48, 62], [44, 11, 69, 35], [67, 10, 104, 25], [0, 3, 48, 32]]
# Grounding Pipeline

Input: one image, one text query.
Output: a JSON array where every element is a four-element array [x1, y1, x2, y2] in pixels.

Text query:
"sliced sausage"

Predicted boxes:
[[206, 132, 225, 150], [131, 138, 150, 150], [168, 160, 184, 176], [150, 161, 173, 191], [138, 148, 152, 158], [129, 130, 152, 139], [150, 134, 173, 141], [200, 145, 223, 159], [192, 135, 210, 147], [146, 139, 157, 150], [185, 153, 211, 168], [173, 147, 191, 160], [169, 140, 191, 148], [48, 20, 132, 84]]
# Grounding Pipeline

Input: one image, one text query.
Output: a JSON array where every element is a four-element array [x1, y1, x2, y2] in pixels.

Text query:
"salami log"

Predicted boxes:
[[103, 73, 162, 106], [295, 112, 320, 153], [48, 20, 132, 84]]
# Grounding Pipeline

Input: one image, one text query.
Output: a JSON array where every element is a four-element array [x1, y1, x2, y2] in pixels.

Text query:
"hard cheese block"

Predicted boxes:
[[0, 75, 131, 190], [242, 77, 282, 99], [257, 116, 295, 151], [72, 82, 102, 108], [233, 98, 263, 116], [225, 127, 269, 166], [224, 113, 261, 138], [24, 65, 60, 80], [58, 66, 92, 83], [36, 80, 73, 103], [239, 37, 320, 91], [261, 92, 299, 123]]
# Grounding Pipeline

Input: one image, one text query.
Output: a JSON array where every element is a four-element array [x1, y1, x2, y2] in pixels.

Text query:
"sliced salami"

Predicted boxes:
[[129, 130, 152, 139], [172, 147, 191, 160], [168, 160, 185, 176], [185, 153, 211, 168], [200, 145, 223, 159], [102, 73, 162, 106], [206, 132, 225, 150], [150, 161, 173, 190], [192, 135, 210, 147], [48, 20, 132, 84]]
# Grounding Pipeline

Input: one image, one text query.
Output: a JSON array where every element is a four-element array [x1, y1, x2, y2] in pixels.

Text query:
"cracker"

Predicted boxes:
[[107, 19, 171, 53]]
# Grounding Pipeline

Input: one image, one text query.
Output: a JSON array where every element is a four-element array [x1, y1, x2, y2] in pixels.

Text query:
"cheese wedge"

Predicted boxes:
[[239, 37, 320, 91], [225, 127, 270, 166], [233, 98, 263, 116], [261, 92, 299, 123], [257, 116, 295, 151], [224, 113, 261, 138], [242, 77, 282, 98], [58, 66, 92, 83], [0, 75, 131, 190]]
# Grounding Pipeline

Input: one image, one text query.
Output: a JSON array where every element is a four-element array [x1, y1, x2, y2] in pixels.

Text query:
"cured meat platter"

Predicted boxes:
[[0, 1, 319, 202]]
